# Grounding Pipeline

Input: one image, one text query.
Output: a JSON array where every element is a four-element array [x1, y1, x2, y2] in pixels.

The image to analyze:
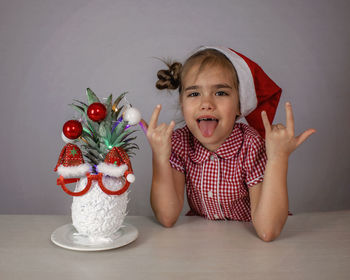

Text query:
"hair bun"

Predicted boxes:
[[156, 62, 182, 90]]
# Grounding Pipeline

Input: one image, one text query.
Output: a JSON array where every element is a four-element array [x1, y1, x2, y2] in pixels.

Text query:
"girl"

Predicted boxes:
[[142, 46, 315, 242]]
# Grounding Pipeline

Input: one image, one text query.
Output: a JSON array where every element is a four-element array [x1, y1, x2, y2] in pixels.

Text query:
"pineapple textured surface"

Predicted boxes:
[[72, 176, 129, 243]]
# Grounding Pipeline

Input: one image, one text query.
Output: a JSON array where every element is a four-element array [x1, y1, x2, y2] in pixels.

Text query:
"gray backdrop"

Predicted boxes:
[[1, 0, 349, 215]]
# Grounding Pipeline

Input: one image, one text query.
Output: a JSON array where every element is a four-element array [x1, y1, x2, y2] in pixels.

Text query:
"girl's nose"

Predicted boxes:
[[200, 96, 215, 110]]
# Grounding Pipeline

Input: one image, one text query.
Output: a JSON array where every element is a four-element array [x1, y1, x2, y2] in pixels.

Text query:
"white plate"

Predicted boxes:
[[51, 223, 138, 251]]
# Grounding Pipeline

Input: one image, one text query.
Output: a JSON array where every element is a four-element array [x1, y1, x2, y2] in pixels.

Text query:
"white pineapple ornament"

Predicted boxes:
[[72, 146, 135, 243], [53, 89, 141, 248], [71, 175, 128, 243]]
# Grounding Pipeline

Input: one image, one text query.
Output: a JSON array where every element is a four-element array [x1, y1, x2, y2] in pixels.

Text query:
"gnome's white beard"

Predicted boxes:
[[71, 176, 128, 243]]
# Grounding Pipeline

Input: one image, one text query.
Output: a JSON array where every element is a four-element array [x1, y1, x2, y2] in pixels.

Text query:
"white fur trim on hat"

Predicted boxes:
[[196, 46, 257, 117], [57, 163, 90, 178], [96, 162, 128, 178]]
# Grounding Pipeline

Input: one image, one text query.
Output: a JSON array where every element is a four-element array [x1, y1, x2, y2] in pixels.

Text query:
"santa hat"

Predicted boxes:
[[97, 147, 135, 183], [54, 143, 90, 178], [197, 46, 282, 138]]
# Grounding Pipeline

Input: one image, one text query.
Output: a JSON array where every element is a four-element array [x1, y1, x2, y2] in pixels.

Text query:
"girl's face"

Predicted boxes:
[[180, 64, 240, 151]]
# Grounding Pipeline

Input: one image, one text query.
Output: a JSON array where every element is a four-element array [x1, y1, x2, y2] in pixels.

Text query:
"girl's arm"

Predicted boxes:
[[151, 159, 185, 227], [249, 102, 315, 242], [142, 105, 185, 227]]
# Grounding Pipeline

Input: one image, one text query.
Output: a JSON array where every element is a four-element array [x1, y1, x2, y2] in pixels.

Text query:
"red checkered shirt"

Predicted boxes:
[[170, 122, 267, 221]]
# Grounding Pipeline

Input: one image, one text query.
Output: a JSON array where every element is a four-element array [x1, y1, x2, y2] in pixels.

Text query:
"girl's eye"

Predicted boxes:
[[216, 91, 228, 96], [188, 92, 200, 97]]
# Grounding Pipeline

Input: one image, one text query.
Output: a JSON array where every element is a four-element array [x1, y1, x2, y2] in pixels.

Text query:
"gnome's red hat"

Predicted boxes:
[[97, 147, 135, 183], [197, 46, 282, 138], [54, 143, 90, 178]]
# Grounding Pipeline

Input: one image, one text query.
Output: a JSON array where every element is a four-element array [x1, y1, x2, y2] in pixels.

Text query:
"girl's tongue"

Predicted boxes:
[[198, 119, 218, 137]]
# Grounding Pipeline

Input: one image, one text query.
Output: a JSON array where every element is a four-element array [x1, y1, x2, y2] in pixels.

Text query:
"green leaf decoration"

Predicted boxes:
[[99, 142, 109, 154], [105, 94, 113, 110], [69, 104, 85, 115], [99, 121, 107, 138], [104, 94, 113, 125], [85, 148, 104, 161], [111, 121, 126, 144], [73, 99, 88, 111], [80, 132, 97, 148], [112, 129, 129, 146], [86, 88, 100, 105], [82, 125, 92, 136], [84, 135, 98, 149], [81, 130, 95, 142], [114, 141, 125, 148], [86, 119, 100, 139], [123, 143, 139, 151], [122, 130, 138, 141], [112, 129, 138, 147], [84, 152, 99, 165], [124, 136, 137, 143], [105, 126, 112, 143], [65, 89, 139, 162], [112, 92, 127, 112], [112, 105, 124, 120]]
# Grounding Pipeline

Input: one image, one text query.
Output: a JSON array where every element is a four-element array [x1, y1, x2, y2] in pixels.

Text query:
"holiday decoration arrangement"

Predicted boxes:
[[51, 88, 141, 250]]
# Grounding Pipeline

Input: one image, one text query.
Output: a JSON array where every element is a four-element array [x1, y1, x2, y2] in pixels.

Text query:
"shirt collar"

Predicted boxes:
[[188, 123, 243, 164]]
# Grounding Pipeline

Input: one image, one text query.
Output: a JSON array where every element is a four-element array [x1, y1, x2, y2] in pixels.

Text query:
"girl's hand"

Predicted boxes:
[[261, 102, 316, 160], [140, 104, 175, 161]]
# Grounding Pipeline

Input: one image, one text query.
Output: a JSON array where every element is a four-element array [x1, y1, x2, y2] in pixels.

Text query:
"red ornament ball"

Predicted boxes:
[[87, 102, 107, 122], [62, 120, 83, 139]]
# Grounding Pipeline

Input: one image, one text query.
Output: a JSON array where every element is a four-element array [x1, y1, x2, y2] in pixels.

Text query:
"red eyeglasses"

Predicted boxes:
[[56, 171, 133, 196]]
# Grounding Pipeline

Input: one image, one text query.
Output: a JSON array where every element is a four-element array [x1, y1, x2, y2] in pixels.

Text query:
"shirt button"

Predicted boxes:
[[214, 214, 220, 219], [210, 154, 216, 161], [208, 191, 213, 198]]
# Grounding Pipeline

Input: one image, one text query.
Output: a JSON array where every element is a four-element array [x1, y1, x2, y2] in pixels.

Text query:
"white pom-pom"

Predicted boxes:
[[61, 131, 75, 143], [126, 173, 135, 183], [124, 107, 141, 126]]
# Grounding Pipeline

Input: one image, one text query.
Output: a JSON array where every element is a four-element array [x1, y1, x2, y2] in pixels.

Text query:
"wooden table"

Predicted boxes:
[[0, 211, 349, 279]]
